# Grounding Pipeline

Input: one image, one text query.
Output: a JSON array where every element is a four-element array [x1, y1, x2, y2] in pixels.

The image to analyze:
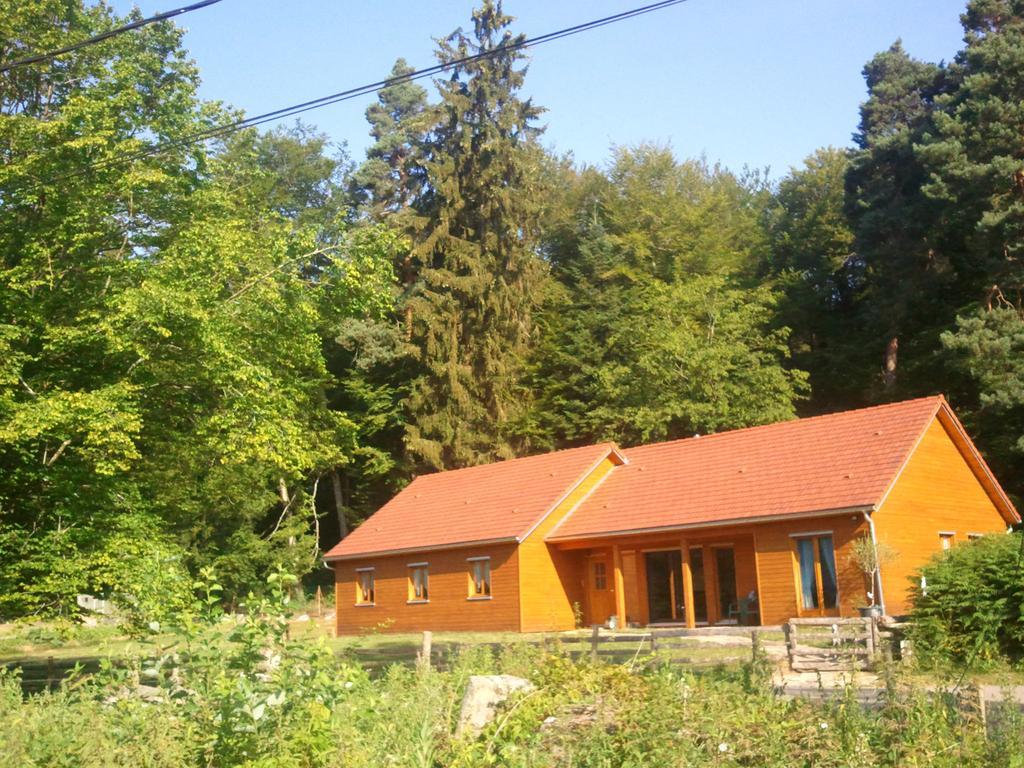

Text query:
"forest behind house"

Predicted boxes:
[[2, 0, 1024, 619]]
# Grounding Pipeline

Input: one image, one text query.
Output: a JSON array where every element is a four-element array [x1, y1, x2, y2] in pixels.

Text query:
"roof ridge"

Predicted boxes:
[[400, 441, 618, 482], [621, 395, 945, 455]]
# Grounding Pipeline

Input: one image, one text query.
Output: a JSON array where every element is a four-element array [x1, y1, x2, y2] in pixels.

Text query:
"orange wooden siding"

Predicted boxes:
[[874, 416, 1010, 615], [334, 543, 520, 634], [752, 513, 868, 625], [518, 456, 619, 632]]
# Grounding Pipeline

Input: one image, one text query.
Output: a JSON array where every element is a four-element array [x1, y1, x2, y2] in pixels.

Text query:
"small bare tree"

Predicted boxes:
[[849, 536, 898, 607]]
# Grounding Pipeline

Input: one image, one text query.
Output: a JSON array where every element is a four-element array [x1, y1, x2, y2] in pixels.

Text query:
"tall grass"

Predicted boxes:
[[3, 648, 1023, 766], [2, 570, 1022, 766]]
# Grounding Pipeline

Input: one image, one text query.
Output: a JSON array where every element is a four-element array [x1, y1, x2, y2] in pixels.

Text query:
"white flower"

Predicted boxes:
[[718, 743, 729, 753], [819, 722, 829, 730]]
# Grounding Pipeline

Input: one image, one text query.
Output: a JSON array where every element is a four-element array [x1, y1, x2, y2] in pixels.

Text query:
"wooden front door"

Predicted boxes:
[[794, 534, 840, 617], [588, 554, 616, 625]]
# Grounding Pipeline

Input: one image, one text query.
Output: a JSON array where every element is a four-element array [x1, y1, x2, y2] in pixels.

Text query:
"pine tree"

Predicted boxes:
[[931, 1, 1024, 499], [919, 0, 1024, 307], [404, 1, 548, 469], [349, 58, 431, 221], [844, 42, 951, 394]]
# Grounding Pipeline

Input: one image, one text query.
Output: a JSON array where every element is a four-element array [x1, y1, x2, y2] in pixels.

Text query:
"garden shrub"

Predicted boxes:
[[908, 532, 1024, 667]]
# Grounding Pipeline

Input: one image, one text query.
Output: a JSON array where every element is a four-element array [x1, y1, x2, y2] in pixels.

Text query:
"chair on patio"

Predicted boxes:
[[727, 591, 759, 626]]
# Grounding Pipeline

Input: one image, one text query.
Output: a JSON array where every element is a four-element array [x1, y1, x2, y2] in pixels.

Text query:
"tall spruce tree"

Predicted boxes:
[[404, 1, 547, 469]]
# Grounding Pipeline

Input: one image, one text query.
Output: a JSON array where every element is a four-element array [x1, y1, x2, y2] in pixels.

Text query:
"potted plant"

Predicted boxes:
[[849, 536, 898, 618]]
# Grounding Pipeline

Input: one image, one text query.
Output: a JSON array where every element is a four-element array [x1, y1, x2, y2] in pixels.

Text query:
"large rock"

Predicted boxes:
[[76, 594, 115, 615], [457, 675, 535, 736]]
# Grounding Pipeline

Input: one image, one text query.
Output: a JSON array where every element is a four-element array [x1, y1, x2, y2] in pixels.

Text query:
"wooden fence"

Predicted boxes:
[[783, 617, 879, 672], [6, 621, 910, 695]]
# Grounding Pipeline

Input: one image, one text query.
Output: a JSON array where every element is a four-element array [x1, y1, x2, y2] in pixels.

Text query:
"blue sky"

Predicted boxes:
[[111, 0, 967, 177]]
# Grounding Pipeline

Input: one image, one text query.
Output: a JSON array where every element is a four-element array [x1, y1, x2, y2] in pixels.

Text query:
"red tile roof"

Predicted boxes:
[[325, 396, 1019, 560], [549, 396, 948, 541], [324, 443, 619, 560]]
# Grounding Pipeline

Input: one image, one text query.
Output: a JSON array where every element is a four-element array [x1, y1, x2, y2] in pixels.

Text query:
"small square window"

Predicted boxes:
[[593, 561, 607, 590], [356, 569, 375, 605], [967, 533, 984, 541], [939, 533, 955, 550], [408, 564, 429, 602], [468, 558, 491, 598]]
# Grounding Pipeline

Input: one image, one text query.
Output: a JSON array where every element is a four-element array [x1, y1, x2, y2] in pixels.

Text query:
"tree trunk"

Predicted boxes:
[[882, 335, 898, 390], [331, 469, 348, 539], [278, 478, 301, 600], [278, 478, 297, 548]]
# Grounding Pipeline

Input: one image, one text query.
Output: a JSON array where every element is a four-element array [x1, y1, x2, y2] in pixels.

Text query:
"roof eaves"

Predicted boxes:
[[323, 536, 519, 562], [545, 505, 877, 543]]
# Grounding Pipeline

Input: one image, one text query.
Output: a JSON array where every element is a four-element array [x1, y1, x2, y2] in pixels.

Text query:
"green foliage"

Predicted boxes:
[[404, 1, 550, 470], [535, 274, 807, 446], [765, 147, 865, 409], [909, 532, 1024, 667], [0, 1, 398, 616], [848, 536, 899, 607], [4, 623, 1023, 766], [6, 0, 1024, 624], [349, 58, 431, 221], [844, 41, 952, 397], [532, 147, 806, 447]]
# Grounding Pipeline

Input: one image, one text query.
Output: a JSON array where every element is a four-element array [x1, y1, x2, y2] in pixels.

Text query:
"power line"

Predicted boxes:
[[0, 0, 224, 73], [32, 0, 689, 188]]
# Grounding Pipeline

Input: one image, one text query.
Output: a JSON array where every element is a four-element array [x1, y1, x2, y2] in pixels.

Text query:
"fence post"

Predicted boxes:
[[590, 625, 600, 662], [783, 621, 796, 669], [315, 585, 323, 618], [418, 630, 433, 669], [750, 630, 761, 663], [47, 656, 55, 691]]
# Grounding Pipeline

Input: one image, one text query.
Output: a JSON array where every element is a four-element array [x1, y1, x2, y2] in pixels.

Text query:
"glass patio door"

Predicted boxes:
[[794, 535, 839, 616]]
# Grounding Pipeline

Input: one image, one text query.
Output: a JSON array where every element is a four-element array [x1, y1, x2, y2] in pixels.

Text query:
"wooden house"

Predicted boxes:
[[325, 396, 1019, 633]]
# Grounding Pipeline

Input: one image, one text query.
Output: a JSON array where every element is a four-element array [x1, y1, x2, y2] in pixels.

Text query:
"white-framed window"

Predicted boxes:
[[967, 533, 984, 541], [939, 532, 955, 550], [408, 563, 429, 602], [468, 557, 491, 599], [355, 567, 375, 606]]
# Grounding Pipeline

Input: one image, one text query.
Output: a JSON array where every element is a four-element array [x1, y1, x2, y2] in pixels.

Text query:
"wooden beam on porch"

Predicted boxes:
[[680, 538, 696, 629], [612, 544, 626, 628]]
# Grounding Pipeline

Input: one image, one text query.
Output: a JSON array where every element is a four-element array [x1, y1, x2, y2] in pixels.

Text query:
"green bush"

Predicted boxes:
[[908, 532, 1024, 667]]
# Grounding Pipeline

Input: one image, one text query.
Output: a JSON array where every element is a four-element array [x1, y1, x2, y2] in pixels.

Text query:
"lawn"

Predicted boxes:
[[1, 618, 763, 681]]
